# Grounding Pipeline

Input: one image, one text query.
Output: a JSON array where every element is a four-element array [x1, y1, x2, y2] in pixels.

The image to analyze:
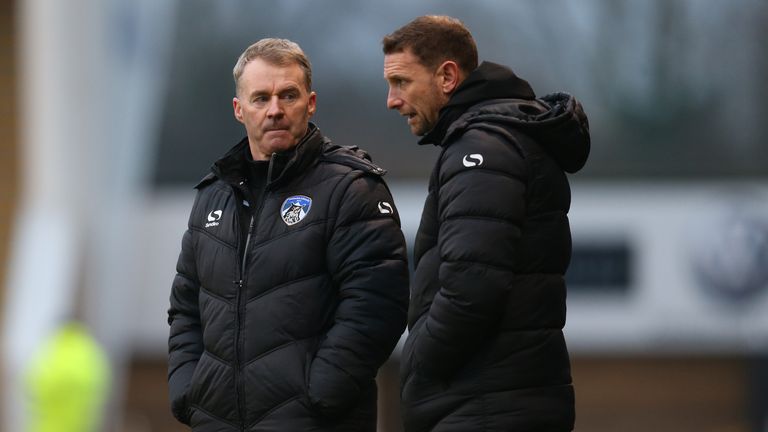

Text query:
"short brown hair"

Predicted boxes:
[[382, 15, 478, 75], [233, 38, 312, 94]]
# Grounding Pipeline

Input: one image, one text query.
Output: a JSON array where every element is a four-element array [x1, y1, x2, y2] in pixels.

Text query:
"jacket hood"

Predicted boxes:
[[447, 92, 590, 173], [436, 62, 591, 173]]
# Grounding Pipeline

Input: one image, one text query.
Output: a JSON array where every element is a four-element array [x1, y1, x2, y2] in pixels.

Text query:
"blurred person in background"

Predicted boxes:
[[25, 321, 111, 432], [383, 16, 590, 432], [167, 38, 409, 431]]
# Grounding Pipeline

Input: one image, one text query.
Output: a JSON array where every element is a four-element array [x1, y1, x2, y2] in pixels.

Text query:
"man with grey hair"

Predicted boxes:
[[168, 38, 409, 431]]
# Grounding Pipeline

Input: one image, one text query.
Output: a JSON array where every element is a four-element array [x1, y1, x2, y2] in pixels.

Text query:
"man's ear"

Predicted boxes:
[[233, 97, 244, 124], [437, 61, 461, 95], [307, 91, 317, 117]]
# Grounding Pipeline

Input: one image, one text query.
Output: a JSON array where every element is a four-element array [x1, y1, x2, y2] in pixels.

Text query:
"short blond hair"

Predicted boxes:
[[232, 38, 312, 94]]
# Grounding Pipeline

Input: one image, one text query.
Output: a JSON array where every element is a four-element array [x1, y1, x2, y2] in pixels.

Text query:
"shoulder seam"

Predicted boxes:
[[318, 154, 386, 176]]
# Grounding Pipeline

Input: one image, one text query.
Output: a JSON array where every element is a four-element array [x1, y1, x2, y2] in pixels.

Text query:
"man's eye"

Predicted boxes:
[[253, 96, 268, 103], [282, 92, 298, 101]]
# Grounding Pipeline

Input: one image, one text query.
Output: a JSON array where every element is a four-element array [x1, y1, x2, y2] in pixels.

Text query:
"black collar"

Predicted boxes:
[[211, 122, 325, 186], [419, 61, 536, 146]]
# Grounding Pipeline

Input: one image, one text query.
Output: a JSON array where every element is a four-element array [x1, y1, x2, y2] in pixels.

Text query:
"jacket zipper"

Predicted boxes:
[[234, 154, 276, 430], [234, 214, 253, 430]]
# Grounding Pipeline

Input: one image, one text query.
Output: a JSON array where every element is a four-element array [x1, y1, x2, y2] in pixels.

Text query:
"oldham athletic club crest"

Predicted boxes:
[[280, 195, 312, 226]]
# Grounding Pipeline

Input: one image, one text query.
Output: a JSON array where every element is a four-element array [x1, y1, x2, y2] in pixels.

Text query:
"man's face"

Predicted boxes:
[[233, 58, 316, 160], [384, 49, 447, 136]]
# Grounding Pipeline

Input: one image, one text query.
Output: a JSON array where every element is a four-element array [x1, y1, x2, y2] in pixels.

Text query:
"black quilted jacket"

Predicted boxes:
[[167, 124, 409, 431], [401, 62, 590, 432]]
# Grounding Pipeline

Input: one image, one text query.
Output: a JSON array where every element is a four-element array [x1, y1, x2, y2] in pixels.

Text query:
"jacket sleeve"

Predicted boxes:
[[308, 173, 409, 417], [413, 128, 527, 378], [167, 222, 203, 425]]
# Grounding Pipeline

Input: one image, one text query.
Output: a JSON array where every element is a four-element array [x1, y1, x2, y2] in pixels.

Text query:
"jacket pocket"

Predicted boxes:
[[304, 351, 314, 405], [170, 391, 192, 425], [185, 352, 207, 407], [169, 358, 201, 425]]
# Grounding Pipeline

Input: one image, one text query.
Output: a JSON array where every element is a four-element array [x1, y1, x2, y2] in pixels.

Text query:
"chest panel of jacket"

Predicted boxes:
[[192, 166, 346, 345], [409, 126, 572, 326]]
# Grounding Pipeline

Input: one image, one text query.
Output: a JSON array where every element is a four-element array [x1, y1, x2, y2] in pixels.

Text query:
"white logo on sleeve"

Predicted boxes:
[[378, 201, 394, 214], [205, 210, 222, 228], [462, 153, 484, 167]]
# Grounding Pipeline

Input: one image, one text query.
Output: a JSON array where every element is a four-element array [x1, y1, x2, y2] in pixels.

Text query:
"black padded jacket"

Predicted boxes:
[[167, 124, 409, 431], [400, 62, 590, 432]]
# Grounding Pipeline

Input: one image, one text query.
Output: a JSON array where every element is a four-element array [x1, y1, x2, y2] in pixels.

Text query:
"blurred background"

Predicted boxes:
[[2, 0, 768, 430]]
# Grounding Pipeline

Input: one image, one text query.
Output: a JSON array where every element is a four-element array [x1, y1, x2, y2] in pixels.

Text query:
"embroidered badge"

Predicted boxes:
[[280, 195, 312, 226]]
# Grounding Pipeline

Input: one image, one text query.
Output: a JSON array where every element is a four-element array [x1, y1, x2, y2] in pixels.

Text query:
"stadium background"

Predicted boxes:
[[2, 1, 768, 431]]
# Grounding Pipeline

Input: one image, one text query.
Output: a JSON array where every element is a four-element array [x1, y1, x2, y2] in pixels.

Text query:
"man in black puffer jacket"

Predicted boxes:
[[383, 16, 590, 431], [167, 38, 409, 431]]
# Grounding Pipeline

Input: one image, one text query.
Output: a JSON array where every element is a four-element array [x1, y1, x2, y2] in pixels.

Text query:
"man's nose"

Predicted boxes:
[[386, 88, 402, 110], [266, 96, 284, 117]]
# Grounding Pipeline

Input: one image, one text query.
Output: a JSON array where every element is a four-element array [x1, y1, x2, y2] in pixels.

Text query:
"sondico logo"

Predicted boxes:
[[462, 153, 484, 167], [205, 210, 222, 228], [378, 201, 393, 215]]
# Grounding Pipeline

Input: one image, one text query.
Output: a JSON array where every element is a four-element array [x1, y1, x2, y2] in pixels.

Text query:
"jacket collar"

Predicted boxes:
[[419, 61, 535, 146], [211, 122, 326, 187]]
